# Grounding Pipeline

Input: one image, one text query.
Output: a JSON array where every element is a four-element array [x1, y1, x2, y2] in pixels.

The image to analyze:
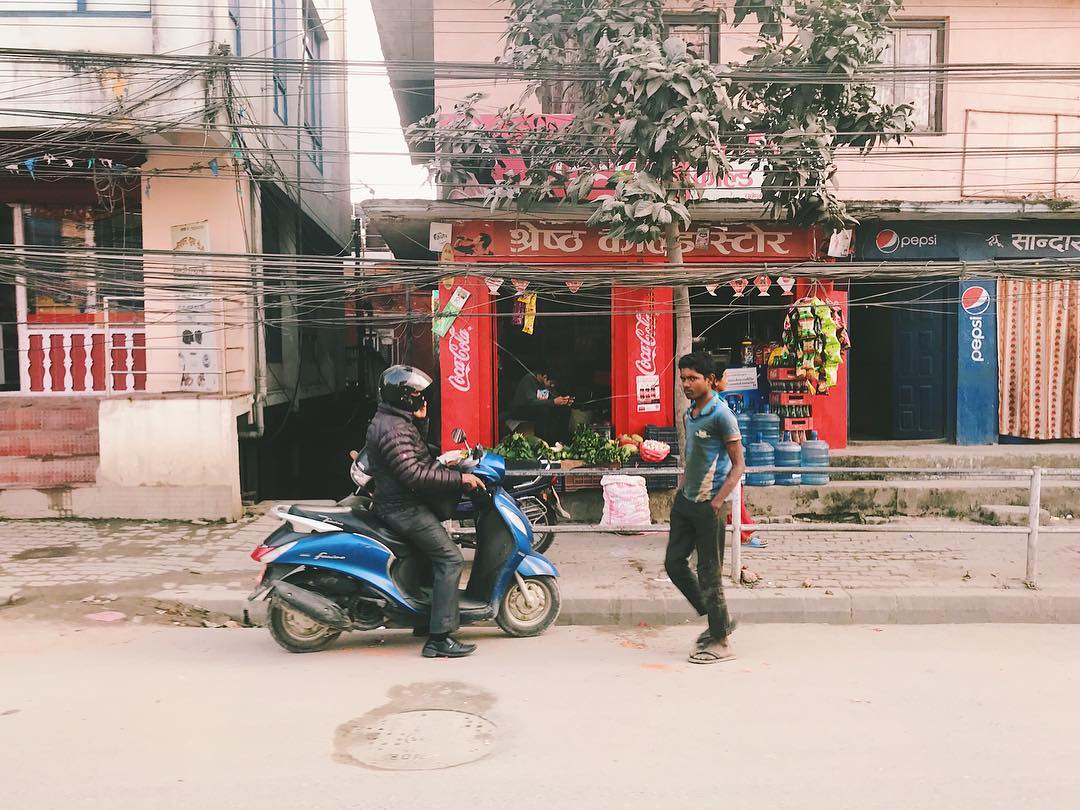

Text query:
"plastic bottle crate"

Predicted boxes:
[[769, 392, 813, 407], [562, 472, 605, 492], [629, 455, 680, 491], [767, 367, 801, 382], [781, 417, 813, 432], [643, 425, 679, 446]]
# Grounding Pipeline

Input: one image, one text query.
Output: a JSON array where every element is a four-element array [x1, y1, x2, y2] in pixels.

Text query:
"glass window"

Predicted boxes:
[[273, 0, 289, 122], [878, 21, 947, 133], [665, 14, 720, 63], [304, 3, 326, 170], [228, 0, 241, 56], [21, 206, 143, 317]]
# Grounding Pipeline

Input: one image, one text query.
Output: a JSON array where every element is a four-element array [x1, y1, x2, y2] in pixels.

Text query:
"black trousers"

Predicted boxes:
[[375, 502, 463, 634], [665, 494, 733, 639]]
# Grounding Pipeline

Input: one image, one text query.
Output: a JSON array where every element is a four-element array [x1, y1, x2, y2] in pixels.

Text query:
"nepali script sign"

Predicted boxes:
[[450, 221, 819, 262]]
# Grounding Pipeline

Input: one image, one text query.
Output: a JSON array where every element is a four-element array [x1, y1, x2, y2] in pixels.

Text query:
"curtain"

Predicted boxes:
[[998, 279, 1080, 439]]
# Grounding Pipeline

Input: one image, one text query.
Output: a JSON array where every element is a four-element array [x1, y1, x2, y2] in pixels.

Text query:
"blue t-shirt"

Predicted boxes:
[[681, 392, 741, 503]]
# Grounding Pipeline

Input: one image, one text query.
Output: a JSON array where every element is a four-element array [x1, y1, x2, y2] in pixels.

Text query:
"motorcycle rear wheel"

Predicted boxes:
[[518, 497, 557, 555], [268, 598, 342, 653], [496, 576, 561, 637]]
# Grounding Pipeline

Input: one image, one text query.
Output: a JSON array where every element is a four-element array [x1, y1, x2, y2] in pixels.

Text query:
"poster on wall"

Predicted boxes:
[[177, 299, 220, 392], [636, 374, 661, 413], [171, 220, 220, 392], [170, 221, 211, 276]]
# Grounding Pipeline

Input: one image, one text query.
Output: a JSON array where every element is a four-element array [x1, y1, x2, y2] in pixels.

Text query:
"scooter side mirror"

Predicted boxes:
[[450, 428, 468, 446], [349, 449, 360, 461]]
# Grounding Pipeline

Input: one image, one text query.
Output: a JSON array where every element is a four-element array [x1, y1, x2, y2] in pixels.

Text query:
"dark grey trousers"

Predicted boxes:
[[375, 503, 463, 634], [665, 494, 733, 640]]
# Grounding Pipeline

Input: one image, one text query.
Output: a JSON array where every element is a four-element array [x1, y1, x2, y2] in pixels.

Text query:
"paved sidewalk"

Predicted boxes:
[[2, 510, 1079, 625]]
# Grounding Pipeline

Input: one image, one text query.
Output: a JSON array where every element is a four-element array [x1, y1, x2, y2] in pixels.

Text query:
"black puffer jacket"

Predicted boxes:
[[366, 402, 463, 510]]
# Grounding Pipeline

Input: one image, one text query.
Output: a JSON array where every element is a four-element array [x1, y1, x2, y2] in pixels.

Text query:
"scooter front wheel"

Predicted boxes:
[[496, 576, 561, 637], [268, 598, 342, 653]]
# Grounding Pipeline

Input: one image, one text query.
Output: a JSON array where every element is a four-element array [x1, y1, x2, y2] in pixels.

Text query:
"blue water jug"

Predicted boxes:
[[736, 407, 753, 449], [750, 404, 781, 448], [775, 431, 802, 486], [746, 433, 775, 487], [800, 430, 831, 485]]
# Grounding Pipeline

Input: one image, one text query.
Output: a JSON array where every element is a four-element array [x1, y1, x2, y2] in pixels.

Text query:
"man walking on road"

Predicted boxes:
[[666, 352, 745, 664]]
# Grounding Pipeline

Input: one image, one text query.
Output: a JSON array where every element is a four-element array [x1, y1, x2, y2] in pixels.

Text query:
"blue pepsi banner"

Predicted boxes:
[[858, 223, 1080, 261], [956, 279, 998, 445]]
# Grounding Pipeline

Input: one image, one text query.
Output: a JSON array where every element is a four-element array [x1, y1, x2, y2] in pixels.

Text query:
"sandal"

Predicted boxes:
[[741, 536, 768, 548], [689, 640, 736, 664]]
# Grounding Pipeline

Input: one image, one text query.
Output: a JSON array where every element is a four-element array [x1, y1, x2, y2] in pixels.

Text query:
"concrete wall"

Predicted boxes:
[[425, 0, 1080, 204], [96, 395, 246, 520], [139, 144, 256, 398]]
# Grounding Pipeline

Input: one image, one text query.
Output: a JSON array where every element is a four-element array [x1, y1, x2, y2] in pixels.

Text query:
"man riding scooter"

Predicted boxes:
[[365, 365, 486, 658]]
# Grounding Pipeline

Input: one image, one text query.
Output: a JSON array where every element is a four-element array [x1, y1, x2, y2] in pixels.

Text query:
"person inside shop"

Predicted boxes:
[[713, 370, 767, 549], [366, 365, 487, 659], [507, 363, 574, 443], [666, 351, 744, 665]]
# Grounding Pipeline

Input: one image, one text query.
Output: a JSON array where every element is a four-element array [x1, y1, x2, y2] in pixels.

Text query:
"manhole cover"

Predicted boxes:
[[340, 709, 495, 771], [12, 545, 78, 561]]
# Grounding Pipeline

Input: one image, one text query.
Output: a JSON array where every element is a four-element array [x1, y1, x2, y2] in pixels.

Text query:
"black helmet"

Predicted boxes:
[[379, 365, 433, 411]]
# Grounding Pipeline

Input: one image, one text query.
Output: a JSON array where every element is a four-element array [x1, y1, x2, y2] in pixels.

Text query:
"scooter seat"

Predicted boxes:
[[287, 505, 415, 558]]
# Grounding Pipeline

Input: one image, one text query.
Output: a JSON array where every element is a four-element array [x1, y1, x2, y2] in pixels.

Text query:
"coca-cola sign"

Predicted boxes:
[[634, 313, 657, 376], [446, 326, 472, 393]]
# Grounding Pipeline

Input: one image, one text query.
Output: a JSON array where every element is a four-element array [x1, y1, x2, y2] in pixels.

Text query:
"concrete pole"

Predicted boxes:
[[1026, 466, 1043, 587], [730, 484, 742, 585]]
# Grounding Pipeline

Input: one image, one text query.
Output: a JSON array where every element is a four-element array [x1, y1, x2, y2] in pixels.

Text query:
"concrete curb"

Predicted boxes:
[[154, 587, 1080, 628]]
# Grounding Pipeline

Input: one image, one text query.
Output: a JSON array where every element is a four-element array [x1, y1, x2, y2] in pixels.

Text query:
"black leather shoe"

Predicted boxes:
[[422, 636, 477, 658]]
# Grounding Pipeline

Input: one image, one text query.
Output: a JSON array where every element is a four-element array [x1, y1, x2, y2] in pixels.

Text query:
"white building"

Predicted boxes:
[[0, 1, 353, 520]]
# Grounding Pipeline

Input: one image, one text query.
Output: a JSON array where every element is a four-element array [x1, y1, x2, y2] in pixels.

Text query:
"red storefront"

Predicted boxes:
[[433, 219, 838, 451]]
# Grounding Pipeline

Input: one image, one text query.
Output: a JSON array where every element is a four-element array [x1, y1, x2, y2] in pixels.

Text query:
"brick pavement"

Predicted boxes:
[[0, 513, 274, 593], [2, 512, 1077, 603]]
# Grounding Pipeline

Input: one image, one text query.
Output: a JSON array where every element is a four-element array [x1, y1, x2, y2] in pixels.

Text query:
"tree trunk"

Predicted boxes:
[[666, 221, 692, 456]]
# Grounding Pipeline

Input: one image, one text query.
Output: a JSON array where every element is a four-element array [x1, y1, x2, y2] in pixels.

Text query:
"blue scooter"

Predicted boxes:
[[248, 429, 562, 653]]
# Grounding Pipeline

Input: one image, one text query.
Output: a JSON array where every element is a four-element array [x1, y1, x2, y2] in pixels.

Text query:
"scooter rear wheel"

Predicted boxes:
[[268, 598, 342, 653], [496, 576, 561, 637]]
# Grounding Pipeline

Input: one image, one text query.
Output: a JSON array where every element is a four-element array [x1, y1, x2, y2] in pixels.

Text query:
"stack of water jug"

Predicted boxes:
[[733, 402, 830, 488]]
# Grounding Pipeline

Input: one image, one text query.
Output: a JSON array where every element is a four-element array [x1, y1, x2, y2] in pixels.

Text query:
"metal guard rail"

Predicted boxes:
[[466, 464, 1080, 587]]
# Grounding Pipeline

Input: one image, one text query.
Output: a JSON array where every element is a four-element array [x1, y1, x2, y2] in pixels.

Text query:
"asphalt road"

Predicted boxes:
[[3, 619, 1078, 810]]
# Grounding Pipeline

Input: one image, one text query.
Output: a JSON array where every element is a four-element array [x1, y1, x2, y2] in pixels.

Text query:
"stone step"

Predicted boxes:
[[834, 443, 1080, 471], [0, 399, 99, 432], [0, 455, 98, 487], [978, 504, 1055, 526], [0, 429, 99, 458], [562, 478, 1080, 524]]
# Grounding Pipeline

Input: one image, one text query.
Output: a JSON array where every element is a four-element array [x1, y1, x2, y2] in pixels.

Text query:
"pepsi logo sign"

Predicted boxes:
[[875, 229, 938, 254], [961, 285, 991, 315], [875, 229, 899, 253]]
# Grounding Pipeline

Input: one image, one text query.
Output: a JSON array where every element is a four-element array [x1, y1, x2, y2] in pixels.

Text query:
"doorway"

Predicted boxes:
[[495, 287, 611, 442], [849, 280, 955, 440]]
